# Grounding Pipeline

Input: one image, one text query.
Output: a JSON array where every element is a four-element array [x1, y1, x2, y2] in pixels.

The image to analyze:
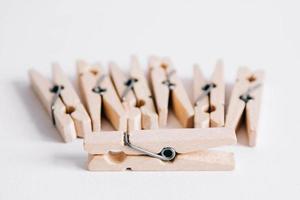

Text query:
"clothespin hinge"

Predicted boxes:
[[123, 132, 176, 162], [162, 70, 176, 90], [239, 84, 261, 103], [92, 74, 108, 96], [50, 84, 64, 126], [195, 83, 216, 106], [121, 77, 138, 101]]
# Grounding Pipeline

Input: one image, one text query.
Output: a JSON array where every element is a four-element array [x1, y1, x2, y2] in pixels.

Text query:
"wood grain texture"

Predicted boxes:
[[77, 61, 127, 132], [87, 150, 235, 171], [193, 64, 210, 128], [210, 60, 225, 127], [149, 56, 169, 127], [52, 63, 91, 138], [29, 69, 77, 142], [109, 61, 142, 131], [130, 56, 158, 129], [162, 58, 194, 128], [149, 56, 194, 128], [225, 67, 264, 146], [193, 60, 225, 128], [84, 128, 237, 155]]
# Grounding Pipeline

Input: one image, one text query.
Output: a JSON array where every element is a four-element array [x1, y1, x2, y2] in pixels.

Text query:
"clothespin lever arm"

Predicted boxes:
[[124, 132, 176, 161]]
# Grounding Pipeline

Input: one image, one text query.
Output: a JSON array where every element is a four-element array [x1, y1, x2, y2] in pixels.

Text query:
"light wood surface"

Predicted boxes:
[[149, 56, 170, 126], [29, 69, 77, 142], [77, 61, 127, 132], [210, 60, 225, 127], [193, 64, 210, 128], [52, 63, 91, 138], [84, 128, 236, 155], [193, 60, 225, 128], [87, 150, 235, 171], [225, 67, 264, 146], [109, 62, 142, 131], [149, 56, 194, 128], [130, 56, 158, 129]]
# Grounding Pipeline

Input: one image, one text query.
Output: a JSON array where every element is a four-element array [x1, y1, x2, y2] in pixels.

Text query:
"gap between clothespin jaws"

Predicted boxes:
[[193, 60, 225, 128], [225, 67, 264, 147], [77, 61, 127, 132], [148, 56, 194, 128]]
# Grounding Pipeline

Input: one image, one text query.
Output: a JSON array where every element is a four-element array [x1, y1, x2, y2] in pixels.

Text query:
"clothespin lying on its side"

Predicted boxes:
[[77, 61, 127, 132], [84, 128, 237, 171], [226, 67, 264, 147], [193, 60, 225, 128], [29, 63, 91, 142], [109, 56, 158, 131], [149, 56, 194, 128]]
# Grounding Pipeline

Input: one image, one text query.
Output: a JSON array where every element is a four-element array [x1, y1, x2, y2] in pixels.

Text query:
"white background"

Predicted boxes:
[[0, 0, 299, 199]]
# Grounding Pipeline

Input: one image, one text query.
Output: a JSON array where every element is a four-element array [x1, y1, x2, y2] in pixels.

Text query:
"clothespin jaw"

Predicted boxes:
[[129, 56, 159, 130], [193, 60, 225, 128], [109, 61, 142, 131], [29, 64, 91, 142], [225, 67, 264, 147], [77, 60, 127, 132], [149, 56, 194, 128], [84, 128, 236, 171]]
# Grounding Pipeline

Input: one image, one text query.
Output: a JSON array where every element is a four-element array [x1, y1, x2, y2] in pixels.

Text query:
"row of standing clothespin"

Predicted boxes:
[[28, 56, 264, 171]]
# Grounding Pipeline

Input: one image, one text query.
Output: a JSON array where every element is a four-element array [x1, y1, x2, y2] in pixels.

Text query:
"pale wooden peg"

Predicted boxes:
[[225, 67, 264, 147], [193, 64, 210, 128], [52, 63, 91, 138], [29, 69, 77, 142], [193, 60, 225, 128], [149, 56, 194, 128], [87, 150, 235, 171], [149, 56, 169, 126], [77, 61, 127, 132], [109, 62, 142, 131], [210, 60, 225, 127], [84, 128, 236, 155], [130, 56, 158, 130]]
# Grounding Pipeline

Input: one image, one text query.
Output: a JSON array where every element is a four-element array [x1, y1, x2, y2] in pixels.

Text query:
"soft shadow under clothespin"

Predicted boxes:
[[29, 63, 91, 142], [225, 67, 264, 147], [148, 56, 194, 128], [193, 60, 225, 128], [77, 60, 127, 132]]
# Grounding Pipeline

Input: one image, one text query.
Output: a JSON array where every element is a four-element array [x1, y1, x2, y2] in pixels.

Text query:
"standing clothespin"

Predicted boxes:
[[29, 63, 91, 142], [109, 61, 141, 131], [225, 67, 264, 147], [77, 60, 127, 132], [149, 56, 194, 128], [193, 60, 225, 128], [109, 57, 159, 131], [129, 56, 158, 129], [84, 128, 237, 171]]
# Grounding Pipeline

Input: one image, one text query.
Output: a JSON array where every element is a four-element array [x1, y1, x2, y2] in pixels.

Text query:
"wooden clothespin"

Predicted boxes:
[[149, 56, 194, 128], [77, 60, 127, 132], [225, 67, 264, 147], [29, 63, 91, 142], [84, 128, 237, 171], [109, 56, 158, 131], [193, 60, 225, 128]]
